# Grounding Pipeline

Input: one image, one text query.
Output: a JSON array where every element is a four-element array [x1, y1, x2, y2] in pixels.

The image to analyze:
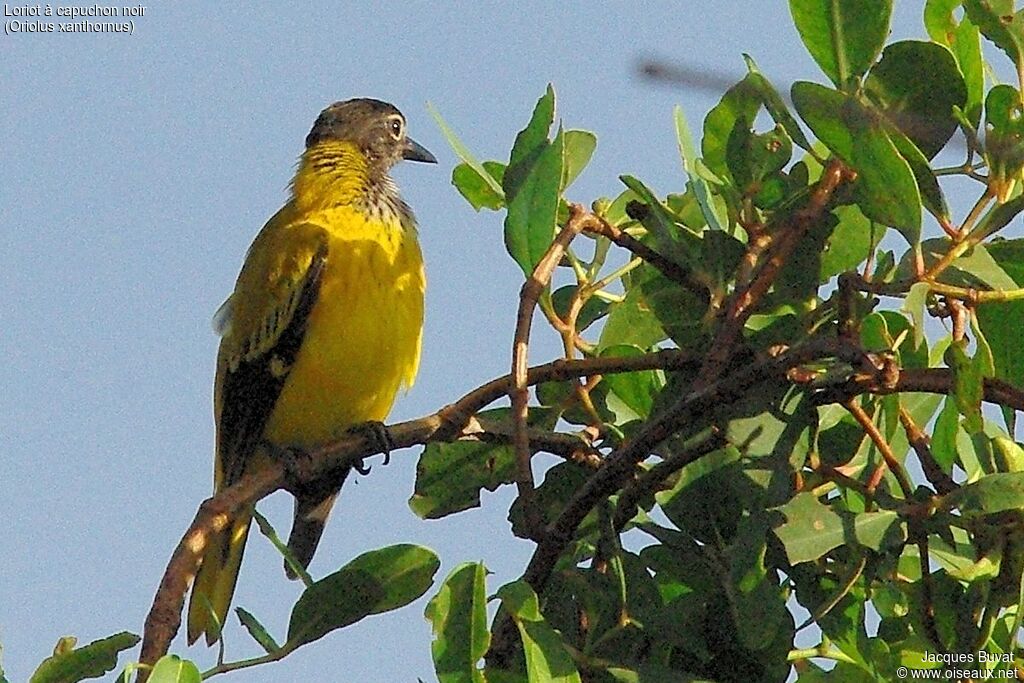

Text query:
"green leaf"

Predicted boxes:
[[792, 81, 853, 159], [964, 0, 1024, 69], [789, 0, 893, 87], [947, 341, 985, 433], [864, 40, 967, 159], [600, 344, 664, 419], [675, 105, 725, 231], [701, 74, 762, 183], [495, 582, 582, 683], [887, 125, 951, 227], [925, 0, 984, 126], [945, 472, 1024, 516], [287, 544, 439, 647], [620, 174, 701, 267], [425, 563, 489, 683], [954, 243, 1019, 290], [792, 81, 922, 244], [976, 239, 1024, 428], [410, 428, 516, 519], [452, 161, 506, 211], [598, 285, 667, 352], [744, 54, 814, 151], [562, 130, 596, 190], [901, 282, 930, 350], [236, 607, 280, 654], [504, 126, 564, 276], [509, 462, 596, 540], [428, 103, 504, 199], [145, 656, 201, 683], [773, 493, 905, 564], [931, 395, 962, 473], [551, 285, 609, 331], [505, 85, 556, 198], [849, 112, 922, 245], [819, 205, 874, 280], [29, 632, 140, 683]]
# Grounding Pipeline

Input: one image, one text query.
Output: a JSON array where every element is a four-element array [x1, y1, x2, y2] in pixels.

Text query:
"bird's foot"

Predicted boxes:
[[342, 421, 394, 475]]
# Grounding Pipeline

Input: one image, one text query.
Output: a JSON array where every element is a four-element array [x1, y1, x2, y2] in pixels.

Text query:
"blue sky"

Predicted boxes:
[[1, 2, 995, 681]]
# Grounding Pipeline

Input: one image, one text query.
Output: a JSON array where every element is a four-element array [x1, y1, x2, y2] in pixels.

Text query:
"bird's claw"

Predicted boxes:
[[345, 420, 393, 476]]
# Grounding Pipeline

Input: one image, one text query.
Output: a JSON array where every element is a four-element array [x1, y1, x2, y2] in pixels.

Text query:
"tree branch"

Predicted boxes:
[[693, 159, 852, 389], [511, 204, 590, 538]]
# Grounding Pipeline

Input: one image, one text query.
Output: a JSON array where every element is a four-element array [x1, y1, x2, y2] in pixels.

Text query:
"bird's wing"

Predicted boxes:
[[214, 221, 330, 488]]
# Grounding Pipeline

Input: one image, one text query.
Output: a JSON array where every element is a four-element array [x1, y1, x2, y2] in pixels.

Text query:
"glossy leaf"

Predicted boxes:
[[495, 582, 582, 683], [145, 656, 201, 683], [410, 419, 516, 519], [773, 493, 905, 564], [675, 105, 725, 231], [864, 40, 967, 159], [287, 544, 439, 647], [29, 632, 140, 683], [789, 0, 893, 86], [236, 607, 280, 654], [452, 161, 506, 211], [425, 563, 489, 683], [925, 0, 984, 126], [964, 0, 1024, 68]]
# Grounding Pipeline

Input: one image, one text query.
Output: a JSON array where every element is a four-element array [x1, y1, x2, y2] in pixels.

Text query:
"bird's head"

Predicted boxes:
[[305, 98, 436, 174]]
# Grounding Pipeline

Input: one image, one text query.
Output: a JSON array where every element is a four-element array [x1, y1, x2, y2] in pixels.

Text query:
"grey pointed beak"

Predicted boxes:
[[403, 137, 437, 163]]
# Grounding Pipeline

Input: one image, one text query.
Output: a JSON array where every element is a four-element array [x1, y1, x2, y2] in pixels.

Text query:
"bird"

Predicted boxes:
[[186, 98, 436, 645]]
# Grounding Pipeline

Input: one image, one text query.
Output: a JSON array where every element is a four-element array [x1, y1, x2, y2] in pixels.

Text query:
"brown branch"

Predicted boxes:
[[139, 350, 701, 672], [140, 341, 1024, 672], [845, 399, 913, 498], [486, 336, 842, 667], [899, 406, 956, 495], [611, 427, 726, 530], [511, 205, 590, 538], [693, 159, 852, 390], [581, 212, 709, 300]]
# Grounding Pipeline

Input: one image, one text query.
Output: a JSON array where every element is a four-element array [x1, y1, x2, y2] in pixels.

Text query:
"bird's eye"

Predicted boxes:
[[387, 116, 404, 140]]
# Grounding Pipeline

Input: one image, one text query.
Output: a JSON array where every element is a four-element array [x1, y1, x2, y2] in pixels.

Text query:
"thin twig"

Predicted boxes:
[[846, 399, 913, 498], [693, 159, 851, 390], [511, 205, 590, 538], [580, 214, 709, 300], [898, 406, 956, 495], [611, 427, 725, 530]]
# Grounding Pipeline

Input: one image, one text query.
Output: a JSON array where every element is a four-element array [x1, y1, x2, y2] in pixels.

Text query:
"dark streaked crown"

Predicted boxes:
[[304, 98, 435, 174]]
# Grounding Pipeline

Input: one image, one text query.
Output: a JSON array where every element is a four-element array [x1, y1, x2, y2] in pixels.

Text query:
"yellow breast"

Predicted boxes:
[[264, 204, 425, 447]]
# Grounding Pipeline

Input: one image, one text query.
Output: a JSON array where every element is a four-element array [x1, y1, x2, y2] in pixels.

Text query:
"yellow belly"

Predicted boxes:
[[264, 219, 424, 448]]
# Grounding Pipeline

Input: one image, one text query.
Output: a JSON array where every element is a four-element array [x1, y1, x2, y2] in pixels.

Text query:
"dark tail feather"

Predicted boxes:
[[285, 467, 349, 578]]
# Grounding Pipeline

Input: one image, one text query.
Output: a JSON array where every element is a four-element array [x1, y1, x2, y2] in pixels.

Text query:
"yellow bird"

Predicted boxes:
[[187, 99, 435, 645]]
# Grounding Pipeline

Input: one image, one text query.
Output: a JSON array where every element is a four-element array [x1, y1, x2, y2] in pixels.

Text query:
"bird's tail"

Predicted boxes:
[[187, 506, 252, 645], [285, 467, 350, 578]]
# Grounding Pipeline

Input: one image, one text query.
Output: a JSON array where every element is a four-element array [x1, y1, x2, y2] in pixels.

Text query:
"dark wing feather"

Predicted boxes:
[[218, 240, 328, 486]]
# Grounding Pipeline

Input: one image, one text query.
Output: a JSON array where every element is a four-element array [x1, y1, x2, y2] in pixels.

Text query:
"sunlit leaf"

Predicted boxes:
[[425, 563, 489, 683], [29, 632, 140, 683], [789, 0, 893, 86], [287, 544, 439, 647]]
